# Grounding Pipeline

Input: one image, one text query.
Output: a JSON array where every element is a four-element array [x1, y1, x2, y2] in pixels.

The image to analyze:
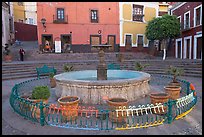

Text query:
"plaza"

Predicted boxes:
[[2, 2, 202, 135]]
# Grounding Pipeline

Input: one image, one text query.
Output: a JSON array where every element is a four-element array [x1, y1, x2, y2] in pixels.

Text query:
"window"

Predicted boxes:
[[28, 18, 34, 25], [133, 4, 144, 22], [9, 18, 14, 33], [184, 12, 190, 29], [18, 2, 23, 6], [91, 10, 98, 23], [57, 8, 64, 20], [137, 35, 144, 47], [195, 6, 201, 26]]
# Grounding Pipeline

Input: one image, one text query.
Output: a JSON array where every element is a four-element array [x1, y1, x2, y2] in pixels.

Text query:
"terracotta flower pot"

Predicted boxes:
[[58, 96, 80, 122], [150, 92, 169, 114], [106, 97, 128, 123], [164, 86, 181, 100], [27, 98, 49, 119], [50, 78, 56, 88]]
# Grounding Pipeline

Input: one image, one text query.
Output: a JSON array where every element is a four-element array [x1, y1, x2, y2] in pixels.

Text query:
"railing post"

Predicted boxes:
[[39, 101, 45, 126], [186, 82, 190, 95], [167, 99, 175, 124]]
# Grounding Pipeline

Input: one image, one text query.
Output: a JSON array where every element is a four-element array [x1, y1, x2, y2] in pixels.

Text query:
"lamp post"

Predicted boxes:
[[41, 18, 46, 32]]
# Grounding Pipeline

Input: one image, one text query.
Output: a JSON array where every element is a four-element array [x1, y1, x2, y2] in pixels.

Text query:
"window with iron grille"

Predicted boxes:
[[195, 7, 201, 26], [184, 12, 190, 29], [57, 8, 64, 21], [91, 10, 98, 23], [133, 5, 144, 22]]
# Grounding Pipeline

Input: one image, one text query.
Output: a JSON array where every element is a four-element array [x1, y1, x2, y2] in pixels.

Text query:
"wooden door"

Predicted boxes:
[[91, 36, 100, 45], [108, 35, 115, 52], [125, 35, 132, 51], [197, 37, 202, 59]]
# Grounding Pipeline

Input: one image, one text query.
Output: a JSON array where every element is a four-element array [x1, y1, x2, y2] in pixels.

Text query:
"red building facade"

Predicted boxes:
[[37, 2, 119, 53], [170, 2, 202, 60]]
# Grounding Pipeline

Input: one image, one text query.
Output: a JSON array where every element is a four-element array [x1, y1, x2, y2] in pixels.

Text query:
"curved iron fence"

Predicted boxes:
[[9, 75, 197, 130]]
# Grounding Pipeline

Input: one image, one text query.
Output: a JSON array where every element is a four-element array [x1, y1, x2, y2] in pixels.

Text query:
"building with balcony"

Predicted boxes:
[[37, 2, 119, 53], [170, 2, 202, 60], [119, 2, 159, 53]]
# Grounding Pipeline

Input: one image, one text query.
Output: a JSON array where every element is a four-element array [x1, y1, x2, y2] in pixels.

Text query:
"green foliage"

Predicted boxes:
[[167, 66, 184, 82], [49, 72, 55, 78], [63, 64, 74, 72], [135, 62, 149, 71], [31, 86, 50, 100], [145, 14, 181, 41]]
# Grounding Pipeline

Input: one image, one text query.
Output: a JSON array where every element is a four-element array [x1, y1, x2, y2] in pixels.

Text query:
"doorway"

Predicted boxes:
[[61, 34, 72, 53], [125, 35, 132, 51], [176, 39, 182, 59], [41, 34, 53, 51], [107, 35, 115, 52]]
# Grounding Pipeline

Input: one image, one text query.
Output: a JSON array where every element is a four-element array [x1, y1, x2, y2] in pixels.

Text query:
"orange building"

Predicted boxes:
[[37, 2, 119, 53]]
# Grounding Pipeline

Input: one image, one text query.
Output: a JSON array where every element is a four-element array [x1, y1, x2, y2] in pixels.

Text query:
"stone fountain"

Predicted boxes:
[[54, 45, 151, 104]]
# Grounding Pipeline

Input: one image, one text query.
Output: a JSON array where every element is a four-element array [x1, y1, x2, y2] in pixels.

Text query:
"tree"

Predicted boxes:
[[145, 14, 181, 60]]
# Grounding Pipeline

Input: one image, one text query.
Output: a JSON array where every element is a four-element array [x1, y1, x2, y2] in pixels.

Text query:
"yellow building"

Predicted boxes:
[[158, 2, 169, 16], [13, 2, 26, 22], [119, 2, 159, 52]]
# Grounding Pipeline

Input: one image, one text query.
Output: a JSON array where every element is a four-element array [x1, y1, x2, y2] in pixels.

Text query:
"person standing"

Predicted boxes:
[[19, 48, 25, 61]]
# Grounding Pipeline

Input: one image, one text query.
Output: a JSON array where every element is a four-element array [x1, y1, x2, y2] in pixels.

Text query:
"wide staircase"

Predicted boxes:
[[2, 57, 202, 80]]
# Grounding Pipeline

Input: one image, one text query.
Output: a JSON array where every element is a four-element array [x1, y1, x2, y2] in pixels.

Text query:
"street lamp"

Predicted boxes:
[[41, 18, 46, 32]]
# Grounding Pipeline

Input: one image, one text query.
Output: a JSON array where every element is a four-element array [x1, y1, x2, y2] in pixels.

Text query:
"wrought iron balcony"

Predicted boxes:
[[53, 15, 68, 24]]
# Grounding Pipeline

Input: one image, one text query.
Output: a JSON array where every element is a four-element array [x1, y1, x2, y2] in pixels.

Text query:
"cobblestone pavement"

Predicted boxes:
[[2, 76, 202, 135]]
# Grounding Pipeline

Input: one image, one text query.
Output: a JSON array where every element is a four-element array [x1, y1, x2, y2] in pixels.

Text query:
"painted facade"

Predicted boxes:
[[13, 2, 26, 23], [158, 2, 169, 16], [119, 2, 159, 52], [2, 2, 15, 48], [170, 2, 202, 60], [24, 2, 37, 25], [37, 2, 119, 52]]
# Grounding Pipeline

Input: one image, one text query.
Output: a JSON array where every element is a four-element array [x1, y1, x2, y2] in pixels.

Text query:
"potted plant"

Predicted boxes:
[[106, 97, 128, 123], [149, 92, 169, 114], [3, 44, 12, 62], [167, 65, 184, 86], [58, 96, 80, 122], [135, 62, 149, 71], [63, 64, 74, 72], [164, 66, 184, 100], [27, 86, 51, 118], [49, 73, 56, 88]]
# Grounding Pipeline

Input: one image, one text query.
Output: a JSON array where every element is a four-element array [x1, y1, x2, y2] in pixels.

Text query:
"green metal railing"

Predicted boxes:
[[9, 75, 197, 130]]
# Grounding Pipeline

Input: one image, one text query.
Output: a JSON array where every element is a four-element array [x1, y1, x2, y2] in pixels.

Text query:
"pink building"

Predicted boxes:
[[170, 2, 202, 60], [37, 2, 119, 52]]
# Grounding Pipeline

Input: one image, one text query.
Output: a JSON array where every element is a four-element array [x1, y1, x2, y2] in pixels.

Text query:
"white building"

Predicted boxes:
[[2, 2, 14, 48], [24, 2, 37, 25]]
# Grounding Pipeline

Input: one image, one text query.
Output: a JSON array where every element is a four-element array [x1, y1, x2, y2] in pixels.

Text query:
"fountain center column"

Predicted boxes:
[[97, 47, 107, 80]]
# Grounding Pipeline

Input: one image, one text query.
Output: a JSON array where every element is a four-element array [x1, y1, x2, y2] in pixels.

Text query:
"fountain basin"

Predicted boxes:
[[54, 70, 151, 104]]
